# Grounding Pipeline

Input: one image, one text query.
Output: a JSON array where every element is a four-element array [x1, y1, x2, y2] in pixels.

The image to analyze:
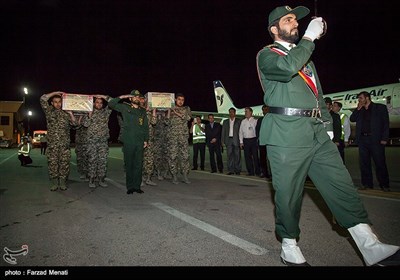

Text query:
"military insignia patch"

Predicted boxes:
[[302, 64, 313, 77]]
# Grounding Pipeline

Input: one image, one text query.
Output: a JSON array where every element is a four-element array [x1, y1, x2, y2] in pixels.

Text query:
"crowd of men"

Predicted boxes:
[[38, 89, 391, 194], [39, 90, 196, 193], [35, 86, 395, 198]]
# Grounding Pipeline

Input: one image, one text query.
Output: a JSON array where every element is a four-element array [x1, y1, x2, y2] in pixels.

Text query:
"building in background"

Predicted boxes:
[[0, 101, 25, 146]]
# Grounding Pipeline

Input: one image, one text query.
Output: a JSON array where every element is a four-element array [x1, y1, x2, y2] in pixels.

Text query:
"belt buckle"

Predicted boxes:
[[311, 108, 321, 118]]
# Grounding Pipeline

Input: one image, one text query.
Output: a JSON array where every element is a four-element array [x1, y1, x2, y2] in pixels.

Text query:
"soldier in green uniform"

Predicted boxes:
[[108, 90, 149, 194], [40, 92, 76, 191], [256, 5, 399, 266]]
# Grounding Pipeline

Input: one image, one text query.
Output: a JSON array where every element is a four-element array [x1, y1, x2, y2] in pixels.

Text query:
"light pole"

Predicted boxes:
[[23, 87, 29, 136], [23, 87, 28, 104], [27, 110, 32, 136]]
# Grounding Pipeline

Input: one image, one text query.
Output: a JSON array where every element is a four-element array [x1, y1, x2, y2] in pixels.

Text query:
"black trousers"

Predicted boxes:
[[259, 145, 271, 177], [358, 135, 389, 188], [192, 142, 206, 170], [243, 137, 260, 176], [337, 140, 345, 164], [41, 142, 47, 155], [208, 143, 223, 172], [18, 155, 32, 166]]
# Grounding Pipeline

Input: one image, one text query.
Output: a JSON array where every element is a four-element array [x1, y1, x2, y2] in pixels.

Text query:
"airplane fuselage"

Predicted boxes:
[[195, 81, 400, 138]]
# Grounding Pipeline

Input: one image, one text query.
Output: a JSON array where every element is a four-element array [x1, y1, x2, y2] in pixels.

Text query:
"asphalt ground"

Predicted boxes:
[[0, 145, 399, 274]]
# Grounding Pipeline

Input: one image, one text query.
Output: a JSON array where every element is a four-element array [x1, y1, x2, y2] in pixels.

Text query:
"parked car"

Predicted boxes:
[[0, 137, 12, 148]]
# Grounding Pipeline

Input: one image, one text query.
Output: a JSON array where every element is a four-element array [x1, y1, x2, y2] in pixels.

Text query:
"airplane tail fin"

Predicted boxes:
[[213, 80, 237, 114]]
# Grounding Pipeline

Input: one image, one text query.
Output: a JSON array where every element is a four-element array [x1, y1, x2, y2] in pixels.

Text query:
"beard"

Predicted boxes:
[[277, 27, 299, 44], [132, 100, 140, 105]]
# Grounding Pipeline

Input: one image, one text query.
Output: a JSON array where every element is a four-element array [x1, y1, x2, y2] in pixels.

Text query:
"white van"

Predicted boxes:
[[32, 130, 47, 148]]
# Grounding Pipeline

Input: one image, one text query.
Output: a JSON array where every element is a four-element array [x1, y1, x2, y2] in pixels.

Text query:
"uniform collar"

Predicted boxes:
[[275, 41, 296, 51]]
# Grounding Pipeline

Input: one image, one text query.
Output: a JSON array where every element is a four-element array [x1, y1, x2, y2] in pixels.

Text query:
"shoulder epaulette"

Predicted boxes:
[[265, 44, 278, 49]]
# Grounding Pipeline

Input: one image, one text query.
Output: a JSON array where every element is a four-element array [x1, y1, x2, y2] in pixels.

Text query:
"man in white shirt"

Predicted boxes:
[[239, 107, 260, 176], [333, 101, 351, 163]]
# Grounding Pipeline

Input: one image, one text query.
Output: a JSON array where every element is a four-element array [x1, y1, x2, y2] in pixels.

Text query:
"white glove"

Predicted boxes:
[[304, 17, 325, 41], [327, 131, 334, 140]]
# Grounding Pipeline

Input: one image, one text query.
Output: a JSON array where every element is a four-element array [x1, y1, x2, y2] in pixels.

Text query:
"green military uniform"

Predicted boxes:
[[256, 39, 369, 239], [108, 94, 149, 192]]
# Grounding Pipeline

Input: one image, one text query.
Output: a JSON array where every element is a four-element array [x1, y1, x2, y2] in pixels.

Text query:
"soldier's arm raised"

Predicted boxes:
[[95, 94, 111, 102], [42, 91, 64, 100]]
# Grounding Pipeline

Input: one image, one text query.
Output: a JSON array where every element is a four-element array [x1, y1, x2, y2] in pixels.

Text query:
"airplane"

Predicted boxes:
[[192, 80, 400, 137]]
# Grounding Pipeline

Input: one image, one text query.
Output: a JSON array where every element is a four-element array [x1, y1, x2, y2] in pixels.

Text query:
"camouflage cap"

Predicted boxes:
[[268, 5, 309, 26], [130, 89, 143, 98]]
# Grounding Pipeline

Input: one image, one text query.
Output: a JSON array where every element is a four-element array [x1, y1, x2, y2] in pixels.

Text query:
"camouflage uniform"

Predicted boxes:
[[166, 106, 192, 179], [40, 95, 73, 189], [117, 112, 124, 143], [142, 110, 157, 182], [83, 106, 112, 182], [74, 123, 88, 178], [117, 112, 125, 172], [153, 111, 169, 179]]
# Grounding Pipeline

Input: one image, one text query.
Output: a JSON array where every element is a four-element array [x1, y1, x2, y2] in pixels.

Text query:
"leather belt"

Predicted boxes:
[[269, 106, 321, 118]]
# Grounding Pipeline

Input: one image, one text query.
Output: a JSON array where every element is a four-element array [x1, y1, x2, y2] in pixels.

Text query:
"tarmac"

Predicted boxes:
[[0, 145, 399, 272]]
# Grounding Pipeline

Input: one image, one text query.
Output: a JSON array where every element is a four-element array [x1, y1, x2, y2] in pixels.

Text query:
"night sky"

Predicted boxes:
[[1, 0, 399, 140]]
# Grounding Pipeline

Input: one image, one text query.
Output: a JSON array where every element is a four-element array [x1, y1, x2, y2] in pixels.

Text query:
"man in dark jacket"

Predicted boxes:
[[350, 91, 390, 191], [205, 114, 223, 173]]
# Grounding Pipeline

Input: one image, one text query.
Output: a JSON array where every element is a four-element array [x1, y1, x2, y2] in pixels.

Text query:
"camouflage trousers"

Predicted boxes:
[[167, 133, 190, 175], [47, 144, 71, 179], [86, 141, 109, 180], [153, 138, 168, 176], [142, 140, 155, 177], [75, 142, 88, 175]]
